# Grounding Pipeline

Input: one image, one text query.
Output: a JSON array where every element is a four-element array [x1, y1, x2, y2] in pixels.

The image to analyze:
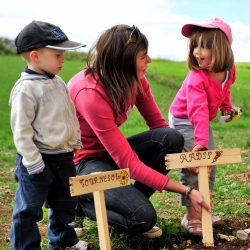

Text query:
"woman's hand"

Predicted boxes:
[[188, 188, 211, 213], [164, 179, 211, 213]]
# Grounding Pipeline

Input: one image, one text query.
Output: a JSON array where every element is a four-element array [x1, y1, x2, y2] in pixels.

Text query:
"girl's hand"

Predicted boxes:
[[188, 144, 206, 174]]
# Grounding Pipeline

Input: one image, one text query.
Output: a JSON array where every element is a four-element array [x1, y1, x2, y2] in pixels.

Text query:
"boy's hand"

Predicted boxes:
[[74, 149, 81, 158], [35, 169, 44, 174]]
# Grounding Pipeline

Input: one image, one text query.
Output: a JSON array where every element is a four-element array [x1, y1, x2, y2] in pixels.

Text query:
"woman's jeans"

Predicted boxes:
[[76, 128, 184, 234], [10, 153, 79, 250]]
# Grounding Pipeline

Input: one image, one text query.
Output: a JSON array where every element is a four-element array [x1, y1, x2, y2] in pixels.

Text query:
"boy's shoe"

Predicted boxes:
[[66, 240, 88, 250], [142, 226, 162, 238]]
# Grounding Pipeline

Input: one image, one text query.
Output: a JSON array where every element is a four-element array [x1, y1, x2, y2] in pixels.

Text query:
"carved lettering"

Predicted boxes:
[[78, 171, 129, 189], [179, 150, 222, 163], [180, 153, 190, 163]]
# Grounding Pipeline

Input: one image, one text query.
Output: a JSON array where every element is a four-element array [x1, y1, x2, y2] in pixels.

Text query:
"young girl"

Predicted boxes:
[[68, 24, 210, 239], [169, 17, 236, 236]]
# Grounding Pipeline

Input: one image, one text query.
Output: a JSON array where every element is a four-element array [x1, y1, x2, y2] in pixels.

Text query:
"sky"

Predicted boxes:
[[1, 0, 250, 62]]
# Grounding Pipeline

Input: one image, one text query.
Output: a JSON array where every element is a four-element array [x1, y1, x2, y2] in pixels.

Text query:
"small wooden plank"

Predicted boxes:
[[165, 148, 241, 169], [70, 169, 130, 196], [94, 190, 111, 250], [198, 167, 214, 247]]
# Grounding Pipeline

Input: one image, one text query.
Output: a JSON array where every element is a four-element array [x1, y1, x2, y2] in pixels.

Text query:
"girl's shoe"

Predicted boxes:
[[181, 214, 202, 237], [181, 214, 224, 236], [212, 215, 224, 226]]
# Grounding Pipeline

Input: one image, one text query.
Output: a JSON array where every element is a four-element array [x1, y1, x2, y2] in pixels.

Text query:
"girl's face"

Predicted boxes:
[[193, 44, 212, 70], [136, 49, 151, 79]]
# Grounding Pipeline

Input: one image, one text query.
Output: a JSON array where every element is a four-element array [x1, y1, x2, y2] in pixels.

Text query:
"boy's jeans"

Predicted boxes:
[[76, 128, 184, 234], [10, 153, 78, 250]]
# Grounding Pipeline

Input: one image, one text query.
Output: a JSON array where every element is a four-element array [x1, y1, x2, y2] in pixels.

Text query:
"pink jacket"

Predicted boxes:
[[170, 65, 236, 149], [68, 71, 169, 191]]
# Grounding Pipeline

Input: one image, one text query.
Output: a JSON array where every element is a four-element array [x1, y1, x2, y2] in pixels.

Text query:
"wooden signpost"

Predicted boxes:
[[165, 148, 242, 247], [70, 168, 130, 250]]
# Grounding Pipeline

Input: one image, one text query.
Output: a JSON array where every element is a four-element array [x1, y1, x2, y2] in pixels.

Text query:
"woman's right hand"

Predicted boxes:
[[188, 188, 211, 213]]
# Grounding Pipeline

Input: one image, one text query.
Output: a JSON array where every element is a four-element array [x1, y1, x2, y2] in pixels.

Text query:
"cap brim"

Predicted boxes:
[[182, 23, 216, 38], [46, 40, 86, 50]]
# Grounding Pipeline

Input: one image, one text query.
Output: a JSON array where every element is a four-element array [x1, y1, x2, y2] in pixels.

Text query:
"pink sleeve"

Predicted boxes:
[[186, 76, 210, 149], [75, 89, 169, 191], [220, 65, 236, 113]]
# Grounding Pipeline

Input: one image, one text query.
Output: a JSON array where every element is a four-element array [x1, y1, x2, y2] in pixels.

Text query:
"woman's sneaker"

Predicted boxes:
[[66, 240, 88, 250], [68, 216, 83, 228], [142, 226, 162, 238]]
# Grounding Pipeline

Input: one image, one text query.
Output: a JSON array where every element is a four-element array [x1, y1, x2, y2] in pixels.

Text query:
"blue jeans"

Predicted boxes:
[[10, 153, 79, 250], [76, 128, 184, 234]]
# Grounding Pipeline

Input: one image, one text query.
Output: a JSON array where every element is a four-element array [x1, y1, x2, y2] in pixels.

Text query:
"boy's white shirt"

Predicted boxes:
[[9, 72, 82, 174]]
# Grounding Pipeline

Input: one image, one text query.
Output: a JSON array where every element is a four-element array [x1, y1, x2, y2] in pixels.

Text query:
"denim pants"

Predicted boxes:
[[170, 122, 216, 207], [76, 128, 184, 234], [10, 153, 79, 250]]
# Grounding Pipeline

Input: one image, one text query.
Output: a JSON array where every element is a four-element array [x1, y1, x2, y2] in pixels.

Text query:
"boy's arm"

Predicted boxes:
[[10, 91, 45, 174]]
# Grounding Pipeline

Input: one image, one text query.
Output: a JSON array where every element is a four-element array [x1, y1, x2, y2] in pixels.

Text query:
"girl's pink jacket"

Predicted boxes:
[[68, 71, 169, 191], [170, 65, 236, 149]]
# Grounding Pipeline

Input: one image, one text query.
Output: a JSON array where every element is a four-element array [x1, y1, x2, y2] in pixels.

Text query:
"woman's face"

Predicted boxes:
[[136, 49, 151, 79]]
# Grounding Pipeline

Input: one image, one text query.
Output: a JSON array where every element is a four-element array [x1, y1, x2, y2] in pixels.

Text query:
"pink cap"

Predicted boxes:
[[181, 17, 233, 45]]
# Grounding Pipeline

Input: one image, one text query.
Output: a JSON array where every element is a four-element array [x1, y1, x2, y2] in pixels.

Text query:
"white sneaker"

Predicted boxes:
[[142, 226, 162, 238], [66, 240, 88, 250]]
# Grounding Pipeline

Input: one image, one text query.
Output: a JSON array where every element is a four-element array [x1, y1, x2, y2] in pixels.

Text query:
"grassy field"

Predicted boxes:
[[0, 55, 249, 249]]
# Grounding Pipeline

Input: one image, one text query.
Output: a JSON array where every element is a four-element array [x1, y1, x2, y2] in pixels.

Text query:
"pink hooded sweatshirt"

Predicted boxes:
[[170, 65, 236, 149]]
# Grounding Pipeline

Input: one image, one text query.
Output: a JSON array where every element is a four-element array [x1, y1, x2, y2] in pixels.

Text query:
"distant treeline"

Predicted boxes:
[[0, 37, 87, 61]]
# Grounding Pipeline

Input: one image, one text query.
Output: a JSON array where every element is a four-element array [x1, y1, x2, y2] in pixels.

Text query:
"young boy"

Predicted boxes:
[[9, 20, 88, 250]]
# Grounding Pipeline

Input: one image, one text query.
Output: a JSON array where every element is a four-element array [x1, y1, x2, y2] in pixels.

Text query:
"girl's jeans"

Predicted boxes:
[[10, 153, 79, 250], [170, 122, 216, 207], [76, 128, 184, 234]]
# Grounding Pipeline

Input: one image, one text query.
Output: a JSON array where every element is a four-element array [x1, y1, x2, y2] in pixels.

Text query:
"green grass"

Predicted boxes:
[[0, 55, 249, 249]]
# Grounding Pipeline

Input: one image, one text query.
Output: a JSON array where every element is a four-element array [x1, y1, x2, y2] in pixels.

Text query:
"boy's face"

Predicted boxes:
[[29, 48, 65, 75]]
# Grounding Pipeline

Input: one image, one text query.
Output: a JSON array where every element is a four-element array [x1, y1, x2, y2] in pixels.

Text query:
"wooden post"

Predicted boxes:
[[165, 148, 242, 247], [70, 169, 130, 250]]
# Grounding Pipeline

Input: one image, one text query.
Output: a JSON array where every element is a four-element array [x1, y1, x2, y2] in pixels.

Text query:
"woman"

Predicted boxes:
[[68, 24, 210, 238]]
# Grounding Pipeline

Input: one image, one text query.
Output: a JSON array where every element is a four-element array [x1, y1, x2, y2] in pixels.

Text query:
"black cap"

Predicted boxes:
[[15, 20, 86, 54]]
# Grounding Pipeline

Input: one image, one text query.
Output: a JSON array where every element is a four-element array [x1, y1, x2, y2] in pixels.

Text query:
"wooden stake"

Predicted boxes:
[[198, 167, 214, 247], [70, 168, 130, 250], [93, 190, 111, 250], [165, 148, 242, 247]]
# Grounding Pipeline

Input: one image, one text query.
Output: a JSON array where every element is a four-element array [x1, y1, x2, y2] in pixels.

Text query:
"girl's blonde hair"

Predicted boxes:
[[187, 28, 234, 72]]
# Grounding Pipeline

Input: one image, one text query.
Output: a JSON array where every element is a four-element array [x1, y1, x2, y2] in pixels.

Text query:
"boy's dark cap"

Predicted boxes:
[[15, 20, 86, 54]]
